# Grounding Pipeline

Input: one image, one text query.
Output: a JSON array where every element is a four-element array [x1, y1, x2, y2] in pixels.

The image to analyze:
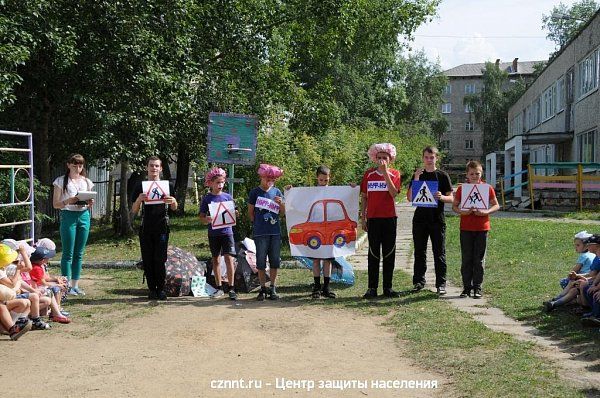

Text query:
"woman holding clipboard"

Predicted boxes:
[[52, 153, 95, 295]]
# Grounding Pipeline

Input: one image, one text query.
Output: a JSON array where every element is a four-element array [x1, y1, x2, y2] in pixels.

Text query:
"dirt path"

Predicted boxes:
[[351, 202, 599, 390], [3, 297, 450, 398]]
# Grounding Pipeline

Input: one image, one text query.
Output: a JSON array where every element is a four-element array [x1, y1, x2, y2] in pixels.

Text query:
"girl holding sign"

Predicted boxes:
[[199, 167, 237, 300], [52, 154, 95, 295], [248, 164, 285, 301], [452, 160, 499, 299]]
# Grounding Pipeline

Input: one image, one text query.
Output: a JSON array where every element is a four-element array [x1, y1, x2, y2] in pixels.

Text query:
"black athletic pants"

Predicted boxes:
[[367, 217, 397, 290], [139, 228, 169, 293], [460, 230, 487, 290], [412, 222, 447, 288]]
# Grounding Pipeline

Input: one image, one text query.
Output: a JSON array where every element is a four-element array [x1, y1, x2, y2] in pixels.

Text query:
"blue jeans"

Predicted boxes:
[[254, 235, 281, 270]]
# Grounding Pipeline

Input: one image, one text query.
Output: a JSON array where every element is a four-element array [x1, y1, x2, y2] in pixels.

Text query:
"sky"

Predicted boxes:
[[410, 0, 582, 70]]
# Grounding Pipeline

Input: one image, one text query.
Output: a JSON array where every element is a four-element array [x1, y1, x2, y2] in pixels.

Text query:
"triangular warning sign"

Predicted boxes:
[[462, 184, 488, 210], [212, 202, 236, 228], [413, 181, 436, 204], [145, 181, 167, 202]]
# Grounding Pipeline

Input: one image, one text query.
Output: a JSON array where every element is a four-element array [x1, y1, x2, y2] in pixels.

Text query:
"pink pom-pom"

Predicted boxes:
[[204, 167, 227, 187], [367, 143, 397, 162], [257, 164, 283, 178]]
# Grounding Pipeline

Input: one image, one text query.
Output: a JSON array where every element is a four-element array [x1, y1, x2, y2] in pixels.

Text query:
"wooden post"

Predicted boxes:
[[528, 164, 534, 210], [577, 164, 583, 212]]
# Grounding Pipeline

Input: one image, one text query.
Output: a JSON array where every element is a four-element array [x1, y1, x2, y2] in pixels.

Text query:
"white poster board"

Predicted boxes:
[[460, 183, 491, 210], [285, 186, 359, 258], [142, 180, 170, 205], [208, 200, 236, 229]]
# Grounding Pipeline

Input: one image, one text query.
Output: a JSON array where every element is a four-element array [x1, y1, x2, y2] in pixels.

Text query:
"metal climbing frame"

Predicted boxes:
[[0, 130, 35, 242]]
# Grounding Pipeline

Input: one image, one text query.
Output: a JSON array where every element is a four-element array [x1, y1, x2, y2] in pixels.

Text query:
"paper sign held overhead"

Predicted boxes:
[[208, 200, 236, 229], [411, 181, 438, 208], [460, 183, 490, 210], [142, 180, 170, 205]]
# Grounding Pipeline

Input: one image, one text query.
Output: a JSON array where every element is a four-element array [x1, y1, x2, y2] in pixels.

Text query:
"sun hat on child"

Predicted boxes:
[[367, 143, 397, 163], [257, 164, 283, 178], [204, 167, 227, 187], [36, 238, 56, 251], [0, 244, 18, 267]]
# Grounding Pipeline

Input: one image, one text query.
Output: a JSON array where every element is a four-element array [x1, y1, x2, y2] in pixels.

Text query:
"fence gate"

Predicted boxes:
[[0, 130, 35, 242]]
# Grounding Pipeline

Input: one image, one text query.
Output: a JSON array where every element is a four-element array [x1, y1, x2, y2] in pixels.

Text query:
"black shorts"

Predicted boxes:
[[208, 235, 236, 257]]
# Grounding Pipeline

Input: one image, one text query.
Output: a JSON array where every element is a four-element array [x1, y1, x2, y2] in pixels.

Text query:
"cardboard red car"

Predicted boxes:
[[289, 199, 357, 250]]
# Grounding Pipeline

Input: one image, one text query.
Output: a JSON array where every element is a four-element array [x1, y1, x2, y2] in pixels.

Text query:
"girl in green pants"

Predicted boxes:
[[52, 154, 94, 295]]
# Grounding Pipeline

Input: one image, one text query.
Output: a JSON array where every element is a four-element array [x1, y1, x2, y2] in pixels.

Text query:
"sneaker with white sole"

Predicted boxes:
[[211, 289, 224, 298]]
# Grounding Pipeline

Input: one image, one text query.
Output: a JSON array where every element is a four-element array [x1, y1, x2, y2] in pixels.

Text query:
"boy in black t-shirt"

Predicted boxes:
[[406, 146, 453, 295], [131, 156, 178, 300]]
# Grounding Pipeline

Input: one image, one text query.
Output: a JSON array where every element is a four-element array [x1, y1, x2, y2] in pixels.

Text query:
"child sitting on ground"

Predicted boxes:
[[543, 231, 597, 312], [581, 235, 600, 327]]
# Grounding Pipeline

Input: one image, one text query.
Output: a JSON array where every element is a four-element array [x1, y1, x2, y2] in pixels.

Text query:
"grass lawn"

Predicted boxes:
[[444, 215, 600, 362]]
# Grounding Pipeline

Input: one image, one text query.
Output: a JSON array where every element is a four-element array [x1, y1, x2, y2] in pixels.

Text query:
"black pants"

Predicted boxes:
[[367, 217, 397, 290], [460, 230, 487, 290], [139, 228, 169, 292], [412, 222, 446, 288]]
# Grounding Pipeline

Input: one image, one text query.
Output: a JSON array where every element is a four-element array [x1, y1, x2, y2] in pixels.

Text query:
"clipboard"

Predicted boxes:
[[76, 191, 97, 201]]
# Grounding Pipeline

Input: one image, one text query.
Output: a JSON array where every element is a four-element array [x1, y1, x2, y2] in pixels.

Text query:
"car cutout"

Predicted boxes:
[[289, 199, 357, 250]]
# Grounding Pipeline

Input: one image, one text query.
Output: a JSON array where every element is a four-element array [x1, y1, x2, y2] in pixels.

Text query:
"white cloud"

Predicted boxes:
[[452, 34, 499, 66]]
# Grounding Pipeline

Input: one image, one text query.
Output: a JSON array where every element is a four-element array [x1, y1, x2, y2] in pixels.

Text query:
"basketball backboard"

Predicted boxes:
[[207, 112, 257, 165]]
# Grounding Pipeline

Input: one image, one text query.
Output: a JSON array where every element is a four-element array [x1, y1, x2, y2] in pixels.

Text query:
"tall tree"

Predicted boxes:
[[463, 62, 526, 155], [542, 0, 599, 51]]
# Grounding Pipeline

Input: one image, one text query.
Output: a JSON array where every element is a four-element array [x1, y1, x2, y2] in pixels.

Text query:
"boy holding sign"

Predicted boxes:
[[452, 161, 499, 299], [131, 156, 177, 300], [248, 164, 285, 301], [199, 167, 238, 300]]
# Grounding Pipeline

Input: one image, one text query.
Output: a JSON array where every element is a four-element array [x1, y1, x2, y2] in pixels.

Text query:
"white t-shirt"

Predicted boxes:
[[53, 175, 94, 212], [0, 268, 7, 279]]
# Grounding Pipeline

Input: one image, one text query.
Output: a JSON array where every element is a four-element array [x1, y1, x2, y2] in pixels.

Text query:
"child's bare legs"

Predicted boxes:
[[49, 295, 62, 316], [269, 268, 279, 291], [6, 298, 30, 318], [0, 304, 13, 331], [38, 295, 51, 317], [27, 293, 41, 318], [212, 255, 222, 289], [224, 254, 236, 293]]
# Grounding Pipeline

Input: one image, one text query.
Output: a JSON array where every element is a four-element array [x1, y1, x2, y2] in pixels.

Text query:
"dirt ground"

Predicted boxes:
[[2, 297, 450, 398]]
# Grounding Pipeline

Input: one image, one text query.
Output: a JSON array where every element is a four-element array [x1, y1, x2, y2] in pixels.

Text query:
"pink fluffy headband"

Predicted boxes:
[[204, 167, 227, 186], [367, 143, 396, 162], [257, 164, 283, 178]]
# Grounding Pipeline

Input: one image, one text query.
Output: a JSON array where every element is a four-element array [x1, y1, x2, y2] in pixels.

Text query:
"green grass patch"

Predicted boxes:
[[444, 215, 600, 361], [277, 269, 587, 397]]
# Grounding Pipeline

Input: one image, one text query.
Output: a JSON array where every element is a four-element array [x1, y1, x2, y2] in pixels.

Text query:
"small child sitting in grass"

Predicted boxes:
[[543, 231, 597, 312]]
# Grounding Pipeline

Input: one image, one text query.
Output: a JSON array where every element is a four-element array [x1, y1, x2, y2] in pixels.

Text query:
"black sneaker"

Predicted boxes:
[[9, 320, 32, 341], [362, 288, 377, 299], [412, 282, 425, 292], [311, 286, 321, 299], [437, 286, 447, 295], [148, 290, 158, 300], [459, 289, 471, 298], [581, 316, 600, 327], [256, 288, 267, 301], [228, 290, 238, 300], [158, 290, 167, 301], [268, 286, 280, 300], [473, 288, 482, 299], [382, 289, 399, 298], [543, 300, 555, 312], [321, 288, 337, 299], [31, 317, 51, 330]]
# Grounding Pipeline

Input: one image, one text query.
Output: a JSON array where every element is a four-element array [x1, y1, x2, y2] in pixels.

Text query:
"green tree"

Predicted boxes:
[[542, 0, 599, 51], [463, 62, 526, 155]]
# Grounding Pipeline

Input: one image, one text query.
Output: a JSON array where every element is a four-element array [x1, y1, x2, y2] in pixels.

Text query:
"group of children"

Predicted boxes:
[[0, 237, 71, 341], [543, 231, 600, 327]]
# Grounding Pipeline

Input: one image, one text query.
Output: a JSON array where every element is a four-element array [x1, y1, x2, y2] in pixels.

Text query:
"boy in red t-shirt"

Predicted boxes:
[[452, 161, 500, 298], [360, 143, 402, 299]]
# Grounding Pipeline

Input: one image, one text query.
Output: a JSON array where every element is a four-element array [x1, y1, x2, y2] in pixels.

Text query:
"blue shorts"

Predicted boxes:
[[559, 277, 569, 289], [208, 235, 236, 257], [16, 292, 30, 299], [254, 235, 281, 270]]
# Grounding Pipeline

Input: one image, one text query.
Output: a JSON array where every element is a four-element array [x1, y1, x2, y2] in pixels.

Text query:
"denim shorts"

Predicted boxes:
[[254, 235, 281, 270], [16, 292, 30, 299]]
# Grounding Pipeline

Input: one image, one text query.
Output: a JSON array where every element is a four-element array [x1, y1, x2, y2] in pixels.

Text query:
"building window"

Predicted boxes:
[[532, 96, 541, 126], [441, 103, 452, 113], [577, 130, 597, 162], [542, 83, 555, 121], [464, 104, 474, 113], [578, 48, 599, 98], [443, 84, 452, 95], [465, 121, 474, 131], [465, 140, 474, 149], [525, 105, 532, 131], [464, 83, 476, 94], [556, 76, 565, 112], [446, 123, 452, 132]]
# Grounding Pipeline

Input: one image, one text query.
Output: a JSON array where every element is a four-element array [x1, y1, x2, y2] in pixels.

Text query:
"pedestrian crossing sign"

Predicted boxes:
[[411, 181, 438, 208]]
